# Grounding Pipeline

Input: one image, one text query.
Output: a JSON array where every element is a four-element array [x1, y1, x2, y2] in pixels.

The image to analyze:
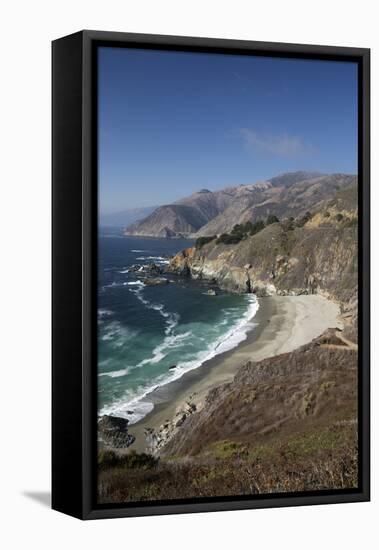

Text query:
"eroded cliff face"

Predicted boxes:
[[157, 192, 359, 462], [169, 220, 358, 317], [98, 186, 359, 500]]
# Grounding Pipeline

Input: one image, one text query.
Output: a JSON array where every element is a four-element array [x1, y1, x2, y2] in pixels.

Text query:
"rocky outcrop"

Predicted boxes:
[[142, 277, 170, 286], [170, 225, 356, 300], [143, 399, 198, 455], [98, 415, 135, 449], [129, 262, 166, 276], [168, 247, 196, 275], [159, 184, 359, 457], [168, 190, 358, 320]]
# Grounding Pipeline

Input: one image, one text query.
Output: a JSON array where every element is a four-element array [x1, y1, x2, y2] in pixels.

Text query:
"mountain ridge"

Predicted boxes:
[[123, 172, 356, 238], [98, 179, 359, 502]]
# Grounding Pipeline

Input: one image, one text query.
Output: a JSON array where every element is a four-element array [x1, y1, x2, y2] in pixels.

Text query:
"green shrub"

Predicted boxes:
[[215, 218, 269, 245], [216, 233, 242, 245], [120, 451, 159, 470], [98, 450, 119, 470], [243, 221, 254, 234], [231, 224, 243, 235], [98, 449, 158, 471], [281, 219, 295, 231], [213, 216, 275, 246], [195, 236, 216, 249], [250, 220, 265, 235], [296, 211, 313, 227], [335, 213, 344, 222], [266, 214, 279, 225]]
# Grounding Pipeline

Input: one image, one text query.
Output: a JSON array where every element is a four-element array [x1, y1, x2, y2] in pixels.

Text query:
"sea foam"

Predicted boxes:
[[129, 286, 179, 335], [135, 256, 169, 264], [101, 320, 137, 347], [100, 294, 259, 424]]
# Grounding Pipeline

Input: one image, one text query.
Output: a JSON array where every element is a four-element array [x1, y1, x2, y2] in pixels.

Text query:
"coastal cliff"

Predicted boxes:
[[98, 328, 358, 502], [169, 183, 358, 329], [98, 181, 359, 503]]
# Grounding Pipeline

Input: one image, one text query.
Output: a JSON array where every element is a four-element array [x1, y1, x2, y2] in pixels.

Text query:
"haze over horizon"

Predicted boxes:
[[99, 47, 358, 215], [100, 170, 358, 216]]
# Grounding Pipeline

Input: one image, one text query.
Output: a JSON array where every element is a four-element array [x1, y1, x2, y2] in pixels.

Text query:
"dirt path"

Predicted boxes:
[[320, 330, 358, 351]]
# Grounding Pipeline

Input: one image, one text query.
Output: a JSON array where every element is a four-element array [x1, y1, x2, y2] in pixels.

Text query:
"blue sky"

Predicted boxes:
[[98, 47, 358, 214]]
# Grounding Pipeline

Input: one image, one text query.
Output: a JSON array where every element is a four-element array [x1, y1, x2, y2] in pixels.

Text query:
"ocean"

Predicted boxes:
[[98, 234, 259, 424]]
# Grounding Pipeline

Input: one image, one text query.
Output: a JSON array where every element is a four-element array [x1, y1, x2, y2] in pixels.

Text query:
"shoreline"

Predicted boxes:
[[126, 294, 343, 453]]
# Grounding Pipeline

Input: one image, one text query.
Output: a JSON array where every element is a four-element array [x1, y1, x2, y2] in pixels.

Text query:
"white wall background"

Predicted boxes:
[[0, 1, 376, 547]]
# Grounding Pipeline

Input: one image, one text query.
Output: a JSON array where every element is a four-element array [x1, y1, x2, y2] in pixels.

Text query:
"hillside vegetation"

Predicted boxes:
[[99, 179, 359, 504], [124, 172, 356, 238], [98, 330, 358, 503], [170, 183, 358, 328]]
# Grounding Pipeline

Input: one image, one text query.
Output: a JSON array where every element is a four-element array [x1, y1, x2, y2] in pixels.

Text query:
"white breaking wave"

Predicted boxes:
[[102, 281, 124, 289], [131, 249, 149, 253], [102, 280, 145, 290], [129, 286, 180, 336], [99, 366, 131, 378], [101, 397, 154, 424], [98, 309, 113, 319], [101, 331, 193, 381], [101, 320, 137, 347], [137, 331, 191, 367], [100, 295, 259, 423], [136, 256, 169, 264]]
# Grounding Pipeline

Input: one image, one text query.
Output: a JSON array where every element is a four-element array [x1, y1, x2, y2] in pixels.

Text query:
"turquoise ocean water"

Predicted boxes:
[[98, 234, 259, 423]]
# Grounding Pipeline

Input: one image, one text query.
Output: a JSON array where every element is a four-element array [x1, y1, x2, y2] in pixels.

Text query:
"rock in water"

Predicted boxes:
[[145, 263, 164, 275], [205, 289, 216, 295], [142, 277, 169, 286], [98, 415, 135, 448]]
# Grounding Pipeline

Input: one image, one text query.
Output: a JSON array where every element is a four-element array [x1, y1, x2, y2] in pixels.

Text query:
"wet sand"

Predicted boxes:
[[127, 294, 342, 453]]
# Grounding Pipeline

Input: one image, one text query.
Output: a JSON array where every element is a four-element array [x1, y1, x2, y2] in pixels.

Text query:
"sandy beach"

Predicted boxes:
[[127, 294, 343, 453]]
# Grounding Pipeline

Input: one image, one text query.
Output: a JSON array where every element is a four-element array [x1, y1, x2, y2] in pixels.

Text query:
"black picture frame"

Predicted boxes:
[[52, 30, 370, 520]]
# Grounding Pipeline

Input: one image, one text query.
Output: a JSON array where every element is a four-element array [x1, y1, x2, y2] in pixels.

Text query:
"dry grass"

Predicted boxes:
[[98, 332, 358, 505], [97, 423, 358, 504]]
